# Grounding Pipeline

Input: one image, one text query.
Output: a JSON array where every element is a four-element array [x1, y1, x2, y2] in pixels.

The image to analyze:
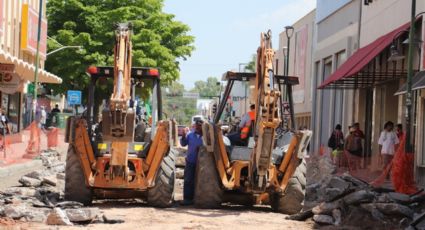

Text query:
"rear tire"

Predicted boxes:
[[147, 148, 176, 208], [194, 146, 223, 208], [271, 159, 306, 214], [65, 146, 93, 206]]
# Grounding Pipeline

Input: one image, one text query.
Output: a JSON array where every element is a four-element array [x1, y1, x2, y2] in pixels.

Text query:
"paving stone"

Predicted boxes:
[[46, 208, 73, 226], [361, 204, 386, 222], [313, 214, 334, 225], [19, 176, 42, 187], [65, 208, 100, 223], [343, 190, 375, 205]]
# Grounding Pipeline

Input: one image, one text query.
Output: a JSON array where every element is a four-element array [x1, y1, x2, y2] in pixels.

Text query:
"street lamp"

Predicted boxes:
[[239, 63, 249, 114], [284, 25, 296, 130], [47, 45, 82, 56]]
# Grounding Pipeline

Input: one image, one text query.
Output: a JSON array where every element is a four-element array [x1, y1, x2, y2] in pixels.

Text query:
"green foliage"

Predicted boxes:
[[162, 94, 196, 125], [191, 77, 221, 98], [45, 0, 195, 102], [245, 54, 256, 73], [166, 81, 184, 97]]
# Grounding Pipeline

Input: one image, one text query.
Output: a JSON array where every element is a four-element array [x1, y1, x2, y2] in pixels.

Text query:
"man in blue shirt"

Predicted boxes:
[[180, 119, 204, 205]]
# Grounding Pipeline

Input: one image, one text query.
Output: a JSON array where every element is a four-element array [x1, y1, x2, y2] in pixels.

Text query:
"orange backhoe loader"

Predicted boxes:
[[194, 30, 312, 214], [64, 23, 177, 207]]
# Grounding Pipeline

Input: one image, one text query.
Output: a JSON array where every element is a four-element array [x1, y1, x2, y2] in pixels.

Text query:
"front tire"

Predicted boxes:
[[193, 146, 223, 208], [147, 148, 176, 207], [64, 145, 93, 206], [271, 159, 306, 214]]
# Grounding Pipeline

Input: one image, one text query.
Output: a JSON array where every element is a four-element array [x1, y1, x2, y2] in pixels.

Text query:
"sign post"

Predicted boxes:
[[67, 90, 82, 115]]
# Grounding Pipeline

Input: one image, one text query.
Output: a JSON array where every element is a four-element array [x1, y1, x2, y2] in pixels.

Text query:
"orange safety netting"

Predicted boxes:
[[45, 127, 59, 148], [370, 134, 417, 194], [24, 121, 41, 157]]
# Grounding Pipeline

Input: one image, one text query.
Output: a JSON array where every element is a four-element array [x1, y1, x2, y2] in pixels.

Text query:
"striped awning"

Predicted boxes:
[[0, 49, 62, 84]]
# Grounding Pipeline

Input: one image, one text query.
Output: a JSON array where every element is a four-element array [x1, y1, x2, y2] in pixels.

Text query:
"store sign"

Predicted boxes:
[[0, 63, 15, 73], [0, 0, 4, 36], [67, 90, 82, 105], [20, 4, 48, 59], [0, 72, 22, 94]]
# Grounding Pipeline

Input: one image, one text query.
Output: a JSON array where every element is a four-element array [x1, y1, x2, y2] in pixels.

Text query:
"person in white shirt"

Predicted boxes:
[[378, 121, 399, 170], [40, 106, 47, 129]]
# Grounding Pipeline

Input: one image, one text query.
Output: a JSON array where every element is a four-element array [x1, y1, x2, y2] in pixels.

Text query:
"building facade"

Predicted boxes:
[[276, 10, 316, 130], [0, 0, 62, 133], [311, 0, 425, 187]]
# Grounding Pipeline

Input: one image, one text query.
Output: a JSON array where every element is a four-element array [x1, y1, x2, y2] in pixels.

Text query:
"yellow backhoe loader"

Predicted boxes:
[[64, 23, 177, 207], [194, 30, 312, 214]]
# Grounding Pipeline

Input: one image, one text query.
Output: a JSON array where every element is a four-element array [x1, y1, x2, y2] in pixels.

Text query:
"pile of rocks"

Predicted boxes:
[[295, 172, 425, 229], [0, 150, 123, 226]]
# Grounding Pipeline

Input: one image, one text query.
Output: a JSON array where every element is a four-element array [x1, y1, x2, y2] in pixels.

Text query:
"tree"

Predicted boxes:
[[166, 82, 184, 97], [45, 0, 195, 101], [192, 77, 221, 98], [245, 54, 256, 73]]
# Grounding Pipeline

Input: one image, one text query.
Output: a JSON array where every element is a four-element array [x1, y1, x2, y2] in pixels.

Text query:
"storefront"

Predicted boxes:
[[0, 1, 62, 135]]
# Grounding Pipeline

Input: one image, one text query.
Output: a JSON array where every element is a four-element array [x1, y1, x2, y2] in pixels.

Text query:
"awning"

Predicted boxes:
[[318, 22, 411, 89], [394, 71, 425, 95], [0, 49, 62, 84]]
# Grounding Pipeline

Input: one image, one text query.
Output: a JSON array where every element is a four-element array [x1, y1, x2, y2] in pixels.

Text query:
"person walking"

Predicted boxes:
[[344, 127, 362, 172], [378, 121, 399, 172], [396, 123, 403, 140], [328, 124, 344, 167], [180, 119, 204, 205]]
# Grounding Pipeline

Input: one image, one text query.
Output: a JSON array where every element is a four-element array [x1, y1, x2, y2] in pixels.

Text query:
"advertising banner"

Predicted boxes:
[[294, 24, 308, 103], [20, 4, 48, 59], [0, 0, 4, 36]]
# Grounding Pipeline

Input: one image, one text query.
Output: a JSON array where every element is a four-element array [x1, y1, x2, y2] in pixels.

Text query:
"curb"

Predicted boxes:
[[0, 159, 43, 179]]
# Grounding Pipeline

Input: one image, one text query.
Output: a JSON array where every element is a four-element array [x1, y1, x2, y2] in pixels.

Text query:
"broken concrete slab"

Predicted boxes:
[[313, 214, 334, 225], [176, 168, 184, 179], [341, 173, 369, 188], [361, 204, 387, 222], [3, 205, 25, 219], [56, 173, 65, 180], [2, 187, 39, 197], [55, 201, 84, 209], [343, 190, 375, 205], [388, 192, 411, 204], [332, 209, 342, 226], [312, 200, 342, 215], [42, 176, 57, 186], [19, 176, 42, 187], [65, 208, 100, 223], [374, 203, 415, 218], [46, 208, 73, 226], [328, 176, 350, 191], [324, 188, 346, 202]]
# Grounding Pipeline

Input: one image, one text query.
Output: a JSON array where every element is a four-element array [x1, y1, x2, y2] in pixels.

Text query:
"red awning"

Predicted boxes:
[[318, 22, 410, 89]]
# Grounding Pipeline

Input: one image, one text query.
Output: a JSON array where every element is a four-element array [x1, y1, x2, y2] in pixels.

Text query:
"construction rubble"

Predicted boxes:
[[0, 150, 123, 226], [294, 154, 425, 229]]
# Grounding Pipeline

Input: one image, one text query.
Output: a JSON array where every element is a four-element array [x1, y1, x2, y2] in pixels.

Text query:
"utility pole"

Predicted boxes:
[[32, 0, 43, 122], [405, 0, 415, 153]]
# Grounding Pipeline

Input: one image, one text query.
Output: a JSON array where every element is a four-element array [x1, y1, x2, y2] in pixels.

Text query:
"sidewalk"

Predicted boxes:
[[0, 129, 68, 189]]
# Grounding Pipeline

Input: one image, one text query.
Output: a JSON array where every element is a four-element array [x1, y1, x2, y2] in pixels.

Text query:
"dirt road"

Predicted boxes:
[[18, 201, 314, 230]]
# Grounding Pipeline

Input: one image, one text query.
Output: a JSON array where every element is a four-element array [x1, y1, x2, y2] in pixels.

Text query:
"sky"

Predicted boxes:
[[163, 0, 316, 89]]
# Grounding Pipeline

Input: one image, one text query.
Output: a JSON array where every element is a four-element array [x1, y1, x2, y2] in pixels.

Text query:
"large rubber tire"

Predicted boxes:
[[64, 146, 93, 206], [271, 159, 306, 214], [193, 146, 223, 208], [147, 148, 176, 208]]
